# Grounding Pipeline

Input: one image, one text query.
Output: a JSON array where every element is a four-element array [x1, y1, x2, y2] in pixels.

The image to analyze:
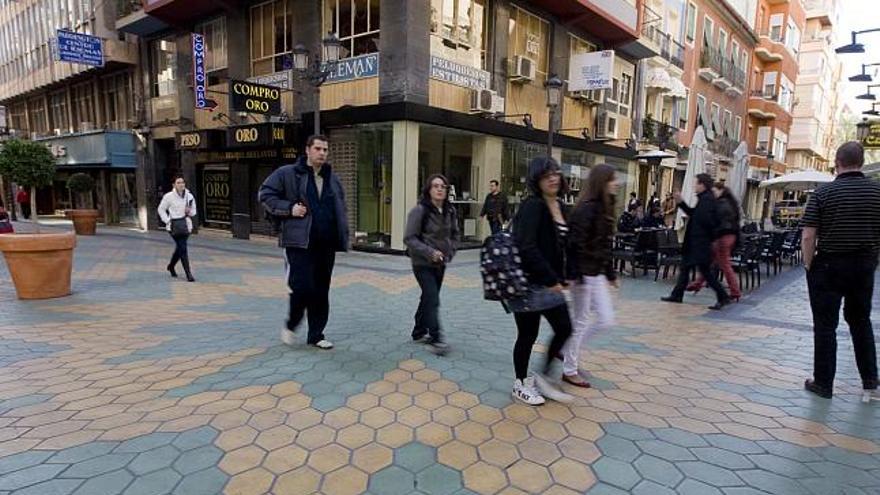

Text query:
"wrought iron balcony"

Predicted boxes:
[[641, 117, 680, 151], [642, 21, 686, 70], [116, 0, 142, 18]]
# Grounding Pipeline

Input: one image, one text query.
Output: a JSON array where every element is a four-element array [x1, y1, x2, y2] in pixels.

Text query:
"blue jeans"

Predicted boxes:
[[412, 265, 445, 341]]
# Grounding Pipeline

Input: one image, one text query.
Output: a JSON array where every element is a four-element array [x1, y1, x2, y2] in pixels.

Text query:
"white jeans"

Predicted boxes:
[[563, 275, 614, 376]]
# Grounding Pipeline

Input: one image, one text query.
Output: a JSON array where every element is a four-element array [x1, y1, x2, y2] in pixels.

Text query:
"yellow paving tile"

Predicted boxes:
[[463, 461, 509, 494], [264, 445, 308, 475], [224, 467, 274, 495], [416, 423, 454, 447], [336, 424, 375, 450], [478, 439, 520, 468], [220, 445, 267, 475], [255, 425, 298, 451], [397, 406, 431, 428], [507, 459, 552, 493], [323, 408, 359, 429], [438, 440, 479, 470], [286, 408, 323, 430], [320, 466, 368, 495], [307, 444, 350, 473], [375, 423, 414, 448], [296, 425, 336, 449], [352, 444, 393, 473], [550, 458, 596, 491], [216, 425, 260, 451]]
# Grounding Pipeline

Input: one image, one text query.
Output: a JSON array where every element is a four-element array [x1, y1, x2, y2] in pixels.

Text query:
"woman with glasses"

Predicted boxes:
[[404, 174, 459, 355], [509, 157, 574, 405]]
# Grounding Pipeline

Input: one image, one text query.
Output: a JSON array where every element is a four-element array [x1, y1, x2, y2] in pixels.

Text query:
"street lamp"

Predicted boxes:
[[864, 104, 880, 117], [850, 63, 880, 83], [857, 84, 880, 101], [544, 75, 563, 158], [292, 32, 343, 135], [836, 29, 880, 54], [761, 151, 774, 231]]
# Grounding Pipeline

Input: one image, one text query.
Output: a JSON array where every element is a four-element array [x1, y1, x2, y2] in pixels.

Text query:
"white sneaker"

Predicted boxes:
[[863, 390, 877, 403], [534, 374, 574, 403], [512, 378, 545, 406], [280, 328, 296, 346], [313, 340, 334, 350]]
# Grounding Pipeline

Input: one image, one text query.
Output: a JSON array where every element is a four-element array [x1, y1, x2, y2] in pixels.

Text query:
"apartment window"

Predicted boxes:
[[773, 130, 788, 162], [509, 6, 551, 80], [734, 116, 742, 141], [8, 102, 26, 133], [49, 91, 69, 134], [324, 0, 381, 60], [703, 16, 714, 48], [722, 109, 732, 137], [72, 82, 96, 130], [678, 90, 689, 130], [757, 126, 770, 153], [150, 38, 177, 97], [198, 17, 228, 74], [696, 94, 707, 128], [570, 34, 596, 56], [785, 19, 800, 54], [718, 28, 727, 57], [685, 2, 697, 43], [769, 14, 783, 42], [778, 75, 794, 112], [731, 41, 740, 67], [430, 0, 488, 68], [26, 98, 48, 136], [762, 71, 777, 96], [103, 72, 133, 130], [620, 74, 632, 107], [252, 0, 294, 76]]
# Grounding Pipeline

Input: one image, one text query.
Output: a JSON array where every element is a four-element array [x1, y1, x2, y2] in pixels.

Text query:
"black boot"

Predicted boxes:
[[181, 256, 195, 282], [167, 264, 178, 278]]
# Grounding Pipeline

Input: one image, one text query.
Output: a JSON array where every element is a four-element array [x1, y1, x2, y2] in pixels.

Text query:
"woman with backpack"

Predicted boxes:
[[563, 164, 620, 388], [509, 157, 574, 405], [158, 174, 197, 282], [404, 174, 459, 356]]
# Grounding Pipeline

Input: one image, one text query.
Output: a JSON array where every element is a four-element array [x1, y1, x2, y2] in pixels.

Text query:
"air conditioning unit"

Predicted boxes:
[[508, 55, 536, 83], [570, 89, 604, 106], [595, 112, 617, 140], [469, 89, 504, 114]]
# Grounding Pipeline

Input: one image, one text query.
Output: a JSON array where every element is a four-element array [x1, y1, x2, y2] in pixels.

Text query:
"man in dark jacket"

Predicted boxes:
[[662, 173, 731, 309], [259, 135, 349, 350], [480, 180, 509, 235]]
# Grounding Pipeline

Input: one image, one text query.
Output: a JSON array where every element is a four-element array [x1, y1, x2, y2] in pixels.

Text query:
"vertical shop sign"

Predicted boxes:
[[203, 167, 231, 224], [192, 33, 208, 109]]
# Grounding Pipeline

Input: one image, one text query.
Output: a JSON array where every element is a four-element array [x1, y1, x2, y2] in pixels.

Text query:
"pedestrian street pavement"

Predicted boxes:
[[0, 225, 879, 495]]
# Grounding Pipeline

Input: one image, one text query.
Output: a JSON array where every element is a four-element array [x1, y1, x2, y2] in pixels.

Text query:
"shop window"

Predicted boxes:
[[150, 38, 177, 97], [324, 0, 380, 59], [251, 0, 294, 76], [103, 72, 133, 131], [49, 91, 69, 134], [198, 17, 228, 78], [508, 5, 550, 80], [26, 97, 48, 136]]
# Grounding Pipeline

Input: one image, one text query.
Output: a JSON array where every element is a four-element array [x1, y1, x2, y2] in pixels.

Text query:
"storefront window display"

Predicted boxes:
[[355, 125, 393, 247]]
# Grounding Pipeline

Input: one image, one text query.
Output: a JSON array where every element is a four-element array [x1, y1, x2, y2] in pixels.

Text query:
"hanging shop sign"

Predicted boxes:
[[202, 166, 232, 225], [55, 29, 104, 67], [863, 120, 880, 150], [429, 56, 490, 90], [325, 53, 380, 84], [194, 148, 298, 163], [229, 80, 282, 115], [568, 50, 615, 92], [192, 33, 208, 109], [225, 123, 297, 149], [175, 130, 224, 151]]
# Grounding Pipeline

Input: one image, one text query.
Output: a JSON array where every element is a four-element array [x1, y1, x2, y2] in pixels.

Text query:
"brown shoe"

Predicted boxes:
[[562, 374, 591, 388]]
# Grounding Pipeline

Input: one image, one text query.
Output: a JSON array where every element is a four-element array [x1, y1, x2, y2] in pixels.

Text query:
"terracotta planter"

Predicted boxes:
[[66, 209, 99, 235], [0, 233, 76, 300]]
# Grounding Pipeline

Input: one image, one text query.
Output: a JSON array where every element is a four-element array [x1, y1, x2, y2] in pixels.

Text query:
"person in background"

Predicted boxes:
[[480, 179, 509, 236], [663, 193, 677, 227], [627, 192, 641, 211], [0, 205, 13, 234], [509, 156, 574, 406], [661, 173, 731, 310], [641, 206, 666, 229], [617, 204, 640, 233], [16, 186, 29, 220], [563, 164, 619, 388], [260, 135, 349, 351], [404, 174, 459, 355], [686, 183, 742, 301], [649, 193, 661, 211], [802, 141, 880, 400], [157, 174, 197, 282]]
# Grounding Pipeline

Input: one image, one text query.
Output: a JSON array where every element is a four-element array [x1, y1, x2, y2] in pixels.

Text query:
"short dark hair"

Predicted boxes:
[[630, 192, 637, 197], [489, 179, 499, 186], [171, 173, 185, 184], [306, 134, 329, 148], [835, 141, 864, 169], [696, 173, 714, 191]]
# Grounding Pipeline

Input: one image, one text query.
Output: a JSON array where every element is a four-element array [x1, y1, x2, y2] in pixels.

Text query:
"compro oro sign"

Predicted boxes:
[[568, 50, 615, 92], [229, 80, 282, 115], [862, 120, 880, 150]]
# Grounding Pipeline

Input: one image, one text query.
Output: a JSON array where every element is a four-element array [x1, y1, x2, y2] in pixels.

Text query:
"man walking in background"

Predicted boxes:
[[802, 141, 880, 400], [480, 179, 509, 235], [16, 186, 29, 220]]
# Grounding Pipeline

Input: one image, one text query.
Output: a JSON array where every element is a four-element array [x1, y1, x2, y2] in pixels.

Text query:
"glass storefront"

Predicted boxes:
[[355, 125, 393, 247]]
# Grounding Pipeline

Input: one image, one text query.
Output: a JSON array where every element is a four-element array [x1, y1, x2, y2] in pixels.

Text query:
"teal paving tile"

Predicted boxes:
[[801, 477, 870, 495], [817, 447, 880, 470], [9, 478, 82, 495], [0, 464, 67, 491], [115, 434, 177, 454], [415, 465, 461, 495], [61, 454, 136, 479], [805, 462, 880, 488], [592, 457, 641, 490], [368, 466, 416, 495], [678, 461, 745, 487], [631, 480, 676, 495], [596, 435, 641, 462], [70, 470, 133, 495], [171, 468, 227, 495], [311, 394, 348, 412], [0, 452, 53, 476], [633, 455, 683, 488], [48, 443, 117, 465], [585, 483, 630, 495], [737, 470, 809, 495], [602, 423, 654, 441], [121, 468, 181, 495], [171, 427, 217, 452], [395, 443, 436, 473], [172, 446, 224, 476], [678, 479, 724, 495], [722, 489, 776, 495], [634, 440, 696, 461], [754, 441, 822, 463], [704, 435, 766, 455], [653, 428, 709, 448], [129, 446, 179, 476], [747, 454, 818, 478]]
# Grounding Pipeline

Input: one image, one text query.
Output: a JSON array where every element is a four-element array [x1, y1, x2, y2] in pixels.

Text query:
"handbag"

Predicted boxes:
[[504, 284, 566, 313], [170, 217, 189, 237]]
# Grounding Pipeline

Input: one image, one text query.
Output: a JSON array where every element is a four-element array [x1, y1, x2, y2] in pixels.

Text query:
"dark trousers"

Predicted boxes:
[[169, 233, 192, 276], [671, 262, 729, 302], [412, 265, 446, 341], [19, 203, 30, 220], [807, 254, 878, 390], [285, 245, 336, 345], [513, 304, 573, 380], [489, 218, 503, 235]]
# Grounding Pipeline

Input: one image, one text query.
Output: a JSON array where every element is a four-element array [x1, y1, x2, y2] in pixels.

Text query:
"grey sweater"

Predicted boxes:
[[404, 202, 459, 267]]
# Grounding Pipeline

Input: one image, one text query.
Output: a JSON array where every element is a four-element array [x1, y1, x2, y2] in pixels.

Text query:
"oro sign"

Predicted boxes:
[[229, 80, 282, 116], [192, 34, 208, 109], [568, 50, 615, 92]]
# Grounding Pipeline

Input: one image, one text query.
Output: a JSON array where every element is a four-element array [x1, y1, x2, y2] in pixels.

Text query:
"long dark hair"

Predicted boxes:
[[526, 156, 569, 197], [420, 174, 452, 213], [579, 163, 616, 222]]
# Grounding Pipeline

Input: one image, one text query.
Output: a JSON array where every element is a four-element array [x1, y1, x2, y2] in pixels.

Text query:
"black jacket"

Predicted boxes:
[[404, 201, 459, 267], [714, 195, 740, 239], [258, 157, 349, 250], [678, 190, 719, 265], [567, 199, 616, 281], [514, 196, 567, 287], [480, 192, 509, 221]]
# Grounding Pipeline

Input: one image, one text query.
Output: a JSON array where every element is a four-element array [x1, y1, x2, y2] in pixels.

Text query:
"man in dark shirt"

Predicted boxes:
[[802, 141, 880, 400], [480, 180, 509, 235]]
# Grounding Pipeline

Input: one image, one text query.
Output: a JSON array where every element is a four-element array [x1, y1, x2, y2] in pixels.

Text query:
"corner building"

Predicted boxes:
[[119, 0, 661, 251]]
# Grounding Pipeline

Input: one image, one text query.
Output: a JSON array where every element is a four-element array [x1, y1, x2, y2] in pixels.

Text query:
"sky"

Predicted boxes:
[[836, 0, 880, 119]]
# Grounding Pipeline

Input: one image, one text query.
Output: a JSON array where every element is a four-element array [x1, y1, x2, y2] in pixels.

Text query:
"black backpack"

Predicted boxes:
[[480, 229, 529, 301]]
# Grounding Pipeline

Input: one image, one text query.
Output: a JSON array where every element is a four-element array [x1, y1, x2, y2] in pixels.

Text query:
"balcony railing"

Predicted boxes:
[[117, 0, 142, 18], [642, 19, 686, 70], [724, 62, 746, 90], [750, 90, 779, 100], [709, 134, 738, 158], [640, 117, 680, 151]]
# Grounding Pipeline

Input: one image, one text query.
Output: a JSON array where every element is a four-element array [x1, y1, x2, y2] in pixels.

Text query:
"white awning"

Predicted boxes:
[[645, 68, 673, 92], [666, 77, 687, 99]]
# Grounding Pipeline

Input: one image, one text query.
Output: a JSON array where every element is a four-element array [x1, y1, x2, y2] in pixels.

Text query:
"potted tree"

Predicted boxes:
[[0, 139, 76, 299], [65, 173, 99, 235]]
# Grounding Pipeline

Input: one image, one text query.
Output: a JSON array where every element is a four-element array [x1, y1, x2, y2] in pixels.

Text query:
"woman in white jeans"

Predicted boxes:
[[564, 164, 620, 387]]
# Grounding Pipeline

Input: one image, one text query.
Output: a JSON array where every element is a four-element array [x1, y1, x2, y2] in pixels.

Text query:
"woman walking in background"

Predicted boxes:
[[563, 164, 619, 388], [404, 174, 458, 356], [686, 182, 742, 301], [158, 174, 197, 282], [509, 157, 574, 406]]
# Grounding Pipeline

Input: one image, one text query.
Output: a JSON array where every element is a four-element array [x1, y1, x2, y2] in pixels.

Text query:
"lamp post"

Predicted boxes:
[[544, 75, 563, 158], [292, 32, 342, 136], [761, 152, 774, 231]]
